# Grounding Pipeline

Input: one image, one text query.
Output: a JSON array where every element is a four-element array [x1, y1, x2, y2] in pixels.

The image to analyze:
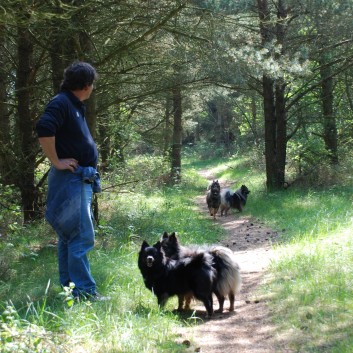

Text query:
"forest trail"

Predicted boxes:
[[177, 172, 291, 353]]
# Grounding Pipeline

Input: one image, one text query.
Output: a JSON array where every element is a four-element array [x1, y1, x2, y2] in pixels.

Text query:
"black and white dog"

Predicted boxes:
[[220, 185, 250, 216]]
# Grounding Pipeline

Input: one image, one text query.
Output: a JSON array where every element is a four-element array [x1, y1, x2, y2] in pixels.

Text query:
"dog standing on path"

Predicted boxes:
[[220, 185, 250, 216], [138, 240, 215, 317], [161, 231, 241, 313], [206, 180, 221, 220]]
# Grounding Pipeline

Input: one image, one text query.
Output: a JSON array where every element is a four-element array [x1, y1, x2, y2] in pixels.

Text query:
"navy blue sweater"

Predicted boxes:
[[36, 90, 98, 167]]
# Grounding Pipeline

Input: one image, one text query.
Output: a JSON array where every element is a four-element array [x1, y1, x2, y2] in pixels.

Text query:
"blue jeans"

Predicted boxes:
[[47, 168, 96, 297]]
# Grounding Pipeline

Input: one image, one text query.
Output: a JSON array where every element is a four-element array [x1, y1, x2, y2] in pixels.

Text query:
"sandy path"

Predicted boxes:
[[176, 175, 286, 353]]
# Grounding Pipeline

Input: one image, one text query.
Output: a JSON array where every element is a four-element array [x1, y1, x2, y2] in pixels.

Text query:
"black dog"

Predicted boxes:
[[138, 240, 216, 317], [206, 180, 221, 220], [160, 231, 241, 313], [220, 185, 250, 216]]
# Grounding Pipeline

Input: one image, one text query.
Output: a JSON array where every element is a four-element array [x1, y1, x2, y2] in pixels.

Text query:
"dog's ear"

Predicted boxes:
[[170, 232, 178, 242], [154, 241, 162, 251], [141, 240, 149, 249], [242, 185, 250, 193], [162, 231, 169, 240]]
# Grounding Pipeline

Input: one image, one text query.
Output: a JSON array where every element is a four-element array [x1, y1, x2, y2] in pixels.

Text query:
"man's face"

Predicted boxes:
[[83, 83, 94, 100]]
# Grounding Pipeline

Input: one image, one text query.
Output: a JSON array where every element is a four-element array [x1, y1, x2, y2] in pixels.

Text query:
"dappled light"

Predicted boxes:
[[1, 0, 353, 351]]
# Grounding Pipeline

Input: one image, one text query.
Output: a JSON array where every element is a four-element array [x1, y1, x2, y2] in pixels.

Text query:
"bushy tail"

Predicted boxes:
[[209, 246, 241, 296], [181, 250, 214, 269]]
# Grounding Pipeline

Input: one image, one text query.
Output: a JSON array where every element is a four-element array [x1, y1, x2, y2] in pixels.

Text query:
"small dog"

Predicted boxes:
[[220, 185, 250, 216], [138, 240, 216, 317], [206, 180, 221, 220], [160, 231, 241, 313]]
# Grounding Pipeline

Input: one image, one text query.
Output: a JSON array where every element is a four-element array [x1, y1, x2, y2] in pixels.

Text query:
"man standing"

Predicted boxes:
[[36, 61, 102, 300]]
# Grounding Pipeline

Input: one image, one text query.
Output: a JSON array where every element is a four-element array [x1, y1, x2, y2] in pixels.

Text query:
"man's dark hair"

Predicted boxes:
[[60, 61, 98, 91]]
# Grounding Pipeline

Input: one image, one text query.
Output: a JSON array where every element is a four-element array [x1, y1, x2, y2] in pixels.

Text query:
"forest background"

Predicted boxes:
[[1, 0, 353, 225], [1, 1, 353, 352]]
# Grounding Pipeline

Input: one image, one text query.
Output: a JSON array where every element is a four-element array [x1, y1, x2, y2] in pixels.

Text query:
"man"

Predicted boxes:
[[36, 61, 103, 300]]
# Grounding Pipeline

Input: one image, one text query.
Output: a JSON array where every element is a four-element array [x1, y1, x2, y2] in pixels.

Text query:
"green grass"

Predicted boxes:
[[263, 230, 353, 352], [1, 152, 353, 352], [204, 154, 353, 352], [0, 160, 226, 353]]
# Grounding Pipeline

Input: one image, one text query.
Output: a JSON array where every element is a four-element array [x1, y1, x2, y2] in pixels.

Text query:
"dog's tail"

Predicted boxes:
[[209, 246, 241, 296]]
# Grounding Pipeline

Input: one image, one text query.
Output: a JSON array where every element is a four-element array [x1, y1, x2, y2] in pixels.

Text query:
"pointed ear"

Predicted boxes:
[[153, 241, 162, 250], [170, 232, 178, 242], [162, 231, 169, 240], [141, 240, 149, 250]]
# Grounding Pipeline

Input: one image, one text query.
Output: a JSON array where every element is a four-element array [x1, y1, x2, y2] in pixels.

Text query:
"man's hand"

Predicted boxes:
[[55, 158, 79, 172], [38, 137, 78, 172]]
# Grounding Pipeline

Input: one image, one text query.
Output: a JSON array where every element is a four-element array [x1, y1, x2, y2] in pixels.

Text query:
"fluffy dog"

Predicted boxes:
[[160, 231, 241, 313], [206, 180, 221, 220], [220, 185, 250, 216], [138, 240, 216, 317]]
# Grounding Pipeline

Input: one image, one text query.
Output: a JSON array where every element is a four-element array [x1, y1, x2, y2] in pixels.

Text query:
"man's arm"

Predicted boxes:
[[38, 136, 78, 172]]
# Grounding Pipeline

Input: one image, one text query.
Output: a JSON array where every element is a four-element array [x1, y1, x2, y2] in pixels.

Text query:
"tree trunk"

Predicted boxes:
[[320, 61, 338, 165], [171, 86, 182, 184], [49, 2, 78, 93], [275, 80, 287, 187], [49, 20, 67, 93], [258, 0, 288, 190], [85, 93, 97, 138], [163, 93, 172, 155], [262, 75, 277, 189], [250, 97, 259, 143], [98, 113, 110, 171], [0, 25, 12, 185], [16, 23, 38, 222], [273, 0, 287, 187]]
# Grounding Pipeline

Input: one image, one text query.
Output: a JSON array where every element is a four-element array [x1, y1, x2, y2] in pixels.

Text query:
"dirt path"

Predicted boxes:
[[178, 173, 283, 353]]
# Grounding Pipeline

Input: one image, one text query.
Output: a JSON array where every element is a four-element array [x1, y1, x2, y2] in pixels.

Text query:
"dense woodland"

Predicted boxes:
[[1, 0, 353, 224]]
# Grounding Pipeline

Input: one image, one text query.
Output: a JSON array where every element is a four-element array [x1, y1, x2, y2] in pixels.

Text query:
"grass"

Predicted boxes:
[[0, 159, 226, 353], [1, 151, 353, 352], [204, 153, 353, 352], [264, 231, 353, 352]]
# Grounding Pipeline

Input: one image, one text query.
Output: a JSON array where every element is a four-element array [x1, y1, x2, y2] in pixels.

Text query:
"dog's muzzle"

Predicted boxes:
[[146, 256, 154, 267]]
